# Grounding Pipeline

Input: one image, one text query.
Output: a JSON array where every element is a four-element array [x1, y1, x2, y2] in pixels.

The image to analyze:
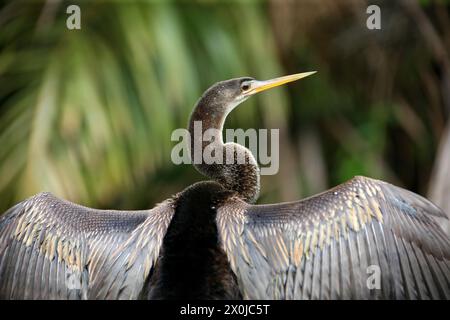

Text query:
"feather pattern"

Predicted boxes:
[[216, 176, 450, 299], [0, 192, 176, 299]]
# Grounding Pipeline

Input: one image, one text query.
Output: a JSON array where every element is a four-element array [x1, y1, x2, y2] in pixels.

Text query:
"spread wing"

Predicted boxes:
[[0, 192, 176, 299], [216, 176, 450, 299]]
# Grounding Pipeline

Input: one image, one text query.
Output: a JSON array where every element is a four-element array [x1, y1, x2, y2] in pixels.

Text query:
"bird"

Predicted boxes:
[[0, 72, 449, 300]]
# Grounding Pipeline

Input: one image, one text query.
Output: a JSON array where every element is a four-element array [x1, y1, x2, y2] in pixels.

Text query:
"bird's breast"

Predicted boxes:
[[144, 182, 241, 299]]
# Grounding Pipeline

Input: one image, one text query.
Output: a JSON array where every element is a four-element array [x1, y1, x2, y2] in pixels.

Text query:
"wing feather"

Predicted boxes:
[[329, 231, 339, 299], [0, 192, 176, 299], [90, 200, 176, 299], [217, 176, 450, 299]]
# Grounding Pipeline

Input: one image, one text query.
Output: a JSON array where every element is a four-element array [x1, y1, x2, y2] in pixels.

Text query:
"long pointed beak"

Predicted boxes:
[[249, 71, 316, 95]]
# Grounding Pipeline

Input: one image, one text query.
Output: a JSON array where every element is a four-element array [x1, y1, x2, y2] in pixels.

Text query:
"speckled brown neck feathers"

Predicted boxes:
[[144, 182, 242, 299], [188, 81, 260, 203]]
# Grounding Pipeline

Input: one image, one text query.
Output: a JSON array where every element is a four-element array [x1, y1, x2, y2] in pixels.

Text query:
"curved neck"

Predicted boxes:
[[188, 98, 260, 203]]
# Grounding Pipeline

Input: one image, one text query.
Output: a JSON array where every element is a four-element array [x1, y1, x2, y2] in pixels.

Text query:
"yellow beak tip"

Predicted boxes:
[[296, 71, 317, 78]]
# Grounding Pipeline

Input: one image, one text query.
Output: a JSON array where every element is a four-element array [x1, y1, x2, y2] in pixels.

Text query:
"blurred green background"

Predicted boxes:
[[1, 0, 449, 214]]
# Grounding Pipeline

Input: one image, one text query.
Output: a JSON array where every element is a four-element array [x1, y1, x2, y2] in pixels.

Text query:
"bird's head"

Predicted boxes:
[[199, 71, 317, 116]]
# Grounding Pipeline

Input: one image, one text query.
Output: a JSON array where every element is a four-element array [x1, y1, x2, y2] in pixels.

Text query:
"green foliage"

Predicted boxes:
[[0, 1, 287, 211]]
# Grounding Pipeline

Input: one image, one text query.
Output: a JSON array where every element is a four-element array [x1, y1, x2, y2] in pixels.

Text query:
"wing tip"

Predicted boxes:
[[350, 175, 447, 219]]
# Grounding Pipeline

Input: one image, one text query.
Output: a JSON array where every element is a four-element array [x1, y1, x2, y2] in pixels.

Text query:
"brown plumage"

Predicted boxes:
[[0, 73, 449, 299]]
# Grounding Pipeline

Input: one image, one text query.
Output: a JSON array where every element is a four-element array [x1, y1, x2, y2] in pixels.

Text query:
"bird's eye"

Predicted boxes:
[[241, 83, 250, 92]]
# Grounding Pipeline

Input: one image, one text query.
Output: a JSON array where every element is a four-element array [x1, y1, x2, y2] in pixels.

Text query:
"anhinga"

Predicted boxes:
[[0, 73, 449, 299]]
